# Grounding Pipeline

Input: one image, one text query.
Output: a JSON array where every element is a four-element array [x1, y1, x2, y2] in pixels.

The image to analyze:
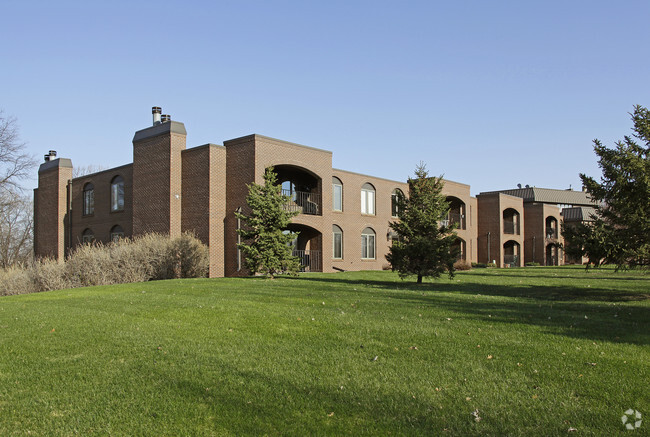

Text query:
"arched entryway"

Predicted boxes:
[[446, 196, 466, 230], [503, 240, 520, 267], [451, 237, 466, 260], [274, 165, 322, 216], [286, 223, 322, 272], [545, 216, 558, 239], [503, 208, 520, 235], [546, 244, 559, 266]]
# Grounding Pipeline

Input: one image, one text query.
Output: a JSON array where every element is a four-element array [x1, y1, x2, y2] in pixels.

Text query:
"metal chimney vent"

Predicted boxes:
[[152, 106, 162, 125], [161, 114, 171, 123]]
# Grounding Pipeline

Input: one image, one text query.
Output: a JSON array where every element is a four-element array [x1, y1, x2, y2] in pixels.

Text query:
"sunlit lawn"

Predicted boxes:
[[0, 266, 648, 435]]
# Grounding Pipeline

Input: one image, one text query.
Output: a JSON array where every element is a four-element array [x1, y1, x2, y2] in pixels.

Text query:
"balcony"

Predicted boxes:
[[292, 249, 321, 272], [503, 221, 519, 235], [283, 190, 321, 216], [545, 227, 558, 239]]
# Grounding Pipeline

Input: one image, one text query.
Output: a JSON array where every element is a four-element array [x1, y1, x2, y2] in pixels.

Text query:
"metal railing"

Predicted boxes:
[[292, 249, 321, 272], [504, 255, 519, 267], [282, 190, 321, 216], [546, 227, 557, 239]]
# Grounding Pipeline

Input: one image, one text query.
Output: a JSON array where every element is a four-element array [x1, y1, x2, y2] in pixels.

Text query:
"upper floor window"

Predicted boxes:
[[361, 227, 376, 259], [81, 228, 94, 244], [111, 175, 124, 212], [391, 189, 404, 218], [332, 177, 343, 211], [83, 183, 94, 216], [361, 183, 375, 215], [333, 225, 343, 259], [110, 225, 124, 242]]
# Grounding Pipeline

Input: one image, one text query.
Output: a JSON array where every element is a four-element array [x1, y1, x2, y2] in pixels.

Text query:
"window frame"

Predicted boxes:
[[83, 182, 95, 216], [391, 188, 403, 218], [361, 183, 376, 215], [332, 177, 343, 212], [110, 175, 125, 212], [332, 224, 343, 259], [81, 228, 95, 244], [110, 225, 124, 242], [361, 227, 376, 259]]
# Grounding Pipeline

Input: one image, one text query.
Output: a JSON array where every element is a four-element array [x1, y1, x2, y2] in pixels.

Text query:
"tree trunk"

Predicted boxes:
[[417, 274, 423, 284]]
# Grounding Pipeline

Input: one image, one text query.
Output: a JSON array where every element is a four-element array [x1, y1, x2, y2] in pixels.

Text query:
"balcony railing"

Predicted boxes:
[[546, 227, 557, 239], [282, 190, 321, 216], [503, 221, 519, 235], [292, 249, 321, 272], [504, 255, 519, 267]]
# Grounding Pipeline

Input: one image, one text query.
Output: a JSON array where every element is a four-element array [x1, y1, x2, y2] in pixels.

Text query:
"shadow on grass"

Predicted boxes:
[[279, 275, 650, 346]]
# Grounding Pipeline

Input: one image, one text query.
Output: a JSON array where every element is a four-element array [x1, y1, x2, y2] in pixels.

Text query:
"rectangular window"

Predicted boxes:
[[83, 190, 94, 216], [361, 234, 375, 259], [361, 189, 375, 215]]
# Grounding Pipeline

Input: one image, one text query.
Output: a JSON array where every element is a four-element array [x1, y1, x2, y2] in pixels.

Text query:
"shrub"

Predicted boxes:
[[525, 262, 541, 267], [453, 259, 472, 271], [0, 232, 210, 296], [471, 262, 487, 268]]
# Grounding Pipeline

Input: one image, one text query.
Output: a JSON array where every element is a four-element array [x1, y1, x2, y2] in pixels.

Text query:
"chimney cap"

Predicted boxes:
[[161, 114, 171, 123], [152, 106, 162, 114]]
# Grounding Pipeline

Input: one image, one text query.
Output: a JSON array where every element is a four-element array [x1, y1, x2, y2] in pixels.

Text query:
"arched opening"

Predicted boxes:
[[545, 216, 558, 239], [332, 177, 343, 212], [391, 188, 404, 218], [81, 228, 95, 244], [546, 244, 559, 266], [274, 165, 322, 216], [361, 227, 376, 259], [503, 208, 520, 235], [503, 240, 520, 267], [446, 196, 466, 230], [110, 175, 125, 212], [110, 225, 124, 242], [83, 183, 94, 216], [286, 223, 322, 272], [361, 183, 376, 215], [452, 238, 466, 260], [332, 225, 343, 259]]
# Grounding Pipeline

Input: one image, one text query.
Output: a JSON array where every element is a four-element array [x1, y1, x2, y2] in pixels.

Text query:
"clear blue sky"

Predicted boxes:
[[2, 0, 649, 195]]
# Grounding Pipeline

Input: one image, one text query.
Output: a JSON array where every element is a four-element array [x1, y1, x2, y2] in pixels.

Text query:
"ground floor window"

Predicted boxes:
[[82, 228, 94, 244], [361, 227, 376, 259], [110, 225, 124, 242], [333, 225, 343, 259]]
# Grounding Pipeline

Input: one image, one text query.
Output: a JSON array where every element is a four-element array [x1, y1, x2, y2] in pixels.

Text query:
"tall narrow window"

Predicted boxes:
[[361, 227, 376, 259], [361, 183, 375, 215], [111, 175, 124, 212], [83, 183, 94, 216], [110, 225, 124, 242], [391, 188, 403, 218], [333, 225, 343, 259], [332, 177, 343, 211]]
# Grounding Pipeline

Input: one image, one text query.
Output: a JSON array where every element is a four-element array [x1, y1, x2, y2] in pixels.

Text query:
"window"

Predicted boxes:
[[83, 183, 94, 216], [332, 177, 343, 211], [81, 228, 94, 244], [333, 225, 343, 259], [391, 189, 403, 217], [110, 225, 124, 242], [361, 183, 375, 215], [361, 227, 376, 259], [111, 175, 124, 212]]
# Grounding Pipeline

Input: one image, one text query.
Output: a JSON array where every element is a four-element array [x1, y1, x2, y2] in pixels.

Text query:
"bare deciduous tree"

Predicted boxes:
[[0, 190, 33, 267], [0, 110, 36, 192], [73, 164, 108, 178]]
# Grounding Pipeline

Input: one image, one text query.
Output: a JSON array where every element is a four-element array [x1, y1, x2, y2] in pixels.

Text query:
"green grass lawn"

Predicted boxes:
[[0, 266, 648, 436]]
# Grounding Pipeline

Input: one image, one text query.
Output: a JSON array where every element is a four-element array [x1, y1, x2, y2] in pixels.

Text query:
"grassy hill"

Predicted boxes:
[[0, 267, 648, 436]]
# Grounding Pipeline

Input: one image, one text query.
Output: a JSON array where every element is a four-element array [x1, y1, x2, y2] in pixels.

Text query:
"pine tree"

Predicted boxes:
[[577, 105, 650, 269], [236, 167, 301, 277], [386, 163, 458, 283]]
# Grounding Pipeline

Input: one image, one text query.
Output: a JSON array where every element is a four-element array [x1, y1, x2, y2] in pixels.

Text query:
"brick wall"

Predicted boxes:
[[34, 159, 72, 260]]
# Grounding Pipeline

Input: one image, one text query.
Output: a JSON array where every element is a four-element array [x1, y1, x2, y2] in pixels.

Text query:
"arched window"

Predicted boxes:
[[332, 177, 343, 211], [81, 228, 94, 244], [111, 175, 124, 212], [361, 183, 375, 215], [391, 188, 404, 217], [333, 225, 343, 259], [110, 225, 124, 242], [83, 183, 94, 216], [361, 227, 376, 259]]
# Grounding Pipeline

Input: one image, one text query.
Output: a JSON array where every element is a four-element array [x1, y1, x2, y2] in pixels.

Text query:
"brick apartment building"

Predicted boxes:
[[34, 107, 479, 278]]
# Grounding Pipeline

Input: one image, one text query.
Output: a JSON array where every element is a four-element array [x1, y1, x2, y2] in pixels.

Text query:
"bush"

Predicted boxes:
[[525, 262, 541, 267], [453, 259, 472, 271], [0, 233, 210, 296], [471, 262, 487, 268]]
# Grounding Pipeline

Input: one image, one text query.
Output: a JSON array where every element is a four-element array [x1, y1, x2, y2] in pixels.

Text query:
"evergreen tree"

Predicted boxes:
[[386, 163, 458, 283], [577, 105, 650, 269], [236, 167, 301, 277]]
